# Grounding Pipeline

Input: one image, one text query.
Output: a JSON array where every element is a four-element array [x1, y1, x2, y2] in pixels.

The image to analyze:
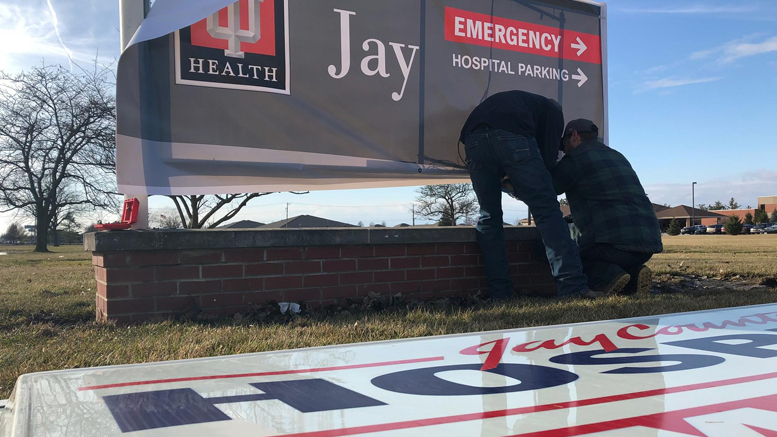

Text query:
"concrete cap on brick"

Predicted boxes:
[[84, 228, 541, 252]]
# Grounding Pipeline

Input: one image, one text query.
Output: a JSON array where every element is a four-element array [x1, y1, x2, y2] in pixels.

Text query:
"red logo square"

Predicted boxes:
[[190, 0, 276, 57]]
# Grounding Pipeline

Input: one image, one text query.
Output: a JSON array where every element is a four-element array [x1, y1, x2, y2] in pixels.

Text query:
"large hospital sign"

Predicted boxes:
[[116, 0, 607, 195]]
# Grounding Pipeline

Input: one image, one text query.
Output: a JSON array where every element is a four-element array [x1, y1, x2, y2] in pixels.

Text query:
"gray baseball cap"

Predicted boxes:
[[563, 119, 599, 137]]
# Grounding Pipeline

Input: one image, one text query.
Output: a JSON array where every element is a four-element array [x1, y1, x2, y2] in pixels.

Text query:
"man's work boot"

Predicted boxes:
[[593, 272, 631, 295], [623, 265, 652, 295]]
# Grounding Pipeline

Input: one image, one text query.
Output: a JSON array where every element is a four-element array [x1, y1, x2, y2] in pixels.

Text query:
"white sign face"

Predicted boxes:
[[4, 304, 777, 436]]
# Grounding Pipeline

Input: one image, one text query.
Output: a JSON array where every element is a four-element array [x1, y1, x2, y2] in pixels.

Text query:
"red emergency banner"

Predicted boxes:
[[444, 7, 602, 65]]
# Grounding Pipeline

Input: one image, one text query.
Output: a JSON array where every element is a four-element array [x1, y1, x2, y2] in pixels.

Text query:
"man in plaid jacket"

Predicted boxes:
[[552, 119, 663, 295]]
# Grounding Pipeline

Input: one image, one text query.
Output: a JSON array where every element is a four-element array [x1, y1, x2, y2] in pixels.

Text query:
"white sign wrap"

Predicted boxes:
[[4, 304, 777, 436]]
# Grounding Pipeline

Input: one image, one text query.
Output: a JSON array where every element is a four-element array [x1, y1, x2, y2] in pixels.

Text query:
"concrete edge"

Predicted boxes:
[[84, 227, 541, 252]]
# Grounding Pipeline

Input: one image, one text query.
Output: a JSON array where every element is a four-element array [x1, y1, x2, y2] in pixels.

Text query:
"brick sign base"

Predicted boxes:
[[85, 228, 555, 324]]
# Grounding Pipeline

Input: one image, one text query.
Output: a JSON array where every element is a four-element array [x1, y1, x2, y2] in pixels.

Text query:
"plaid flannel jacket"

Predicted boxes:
[[551, 141, 663, 254]]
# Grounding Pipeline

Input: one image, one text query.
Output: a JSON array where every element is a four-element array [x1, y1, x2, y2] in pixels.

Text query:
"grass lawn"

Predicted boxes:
[[0, 235, 776, 398], [649, 233, 777, 279]]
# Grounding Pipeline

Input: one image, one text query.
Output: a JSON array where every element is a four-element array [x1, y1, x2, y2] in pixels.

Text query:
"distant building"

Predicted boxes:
[[262, 215, 356, 228], [655, 196, 777, 228], [758, 196, 777, 213], [519, 203, 669, 226], [699, 197, 777, 225], [655, 206, 724, 228], [676, 196, 777, 226], [220, 220, 265, 229], [701, 208, 756, 226]]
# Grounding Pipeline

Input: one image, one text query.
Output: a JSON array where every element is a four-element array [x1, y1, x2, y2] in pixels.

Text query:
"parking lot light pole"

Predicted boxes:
[[692, 182, 697, 226]]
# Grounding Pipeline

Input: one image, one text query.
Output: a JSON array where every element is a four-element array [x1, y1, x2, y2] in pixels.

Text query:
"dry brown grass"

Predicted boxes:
[[648, 233, 777, 279], [0, 238, 775, 399]]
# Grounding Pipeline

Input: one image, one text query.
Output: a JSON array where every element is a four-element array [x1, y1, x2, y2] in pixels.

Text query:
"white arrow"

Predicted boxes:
[[572, 68, 587, 87], [571, 37, 587, 56]]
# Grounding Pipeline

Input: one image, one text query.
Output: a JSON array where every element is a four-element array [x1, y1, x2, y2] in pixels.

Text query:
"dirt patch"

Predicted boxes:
[[653, 274, 771, 294], [760, 278, 777, 289]]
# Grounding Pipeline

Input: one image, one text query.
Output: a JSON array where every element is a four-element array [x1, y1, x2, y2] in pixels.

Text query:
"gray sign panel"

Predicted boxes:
[[116, 0, 606, 195]]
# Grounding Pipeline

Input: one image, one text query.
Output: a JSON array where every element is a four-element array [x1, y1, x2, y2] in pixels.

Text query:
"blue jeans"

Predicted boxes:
[[464, 127, 588, 298]]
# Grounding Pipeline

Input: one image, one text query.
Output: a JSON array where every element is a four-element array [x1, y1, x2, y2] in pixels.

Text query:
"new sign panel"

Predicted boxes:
[[116, 0, 607, 195], [3, 304, 777, 436]]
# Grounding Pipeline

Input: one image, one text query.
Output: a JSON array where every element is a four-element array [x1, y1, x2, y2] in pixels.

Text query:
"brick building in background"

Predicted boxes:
[[656, 206, 723, 228], [545, 196, 777, 231], [700, 196, 777, 226]]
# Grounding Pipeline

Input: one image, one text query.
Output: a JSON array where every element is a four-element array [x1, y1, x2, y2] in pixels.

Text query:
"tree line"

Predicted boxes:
[[0, 63, 314, 251], [1, 62, 483, 252]]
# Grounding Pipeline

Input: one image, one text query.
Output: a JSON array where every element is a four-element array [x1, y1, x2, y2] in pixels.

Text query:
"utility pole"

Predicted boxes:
[[412, 205, 415, 226], [120, 0, 150, 229], [692, 182, 697, 226], [528, 208, 532, 226], [285, 203, 290, 227]]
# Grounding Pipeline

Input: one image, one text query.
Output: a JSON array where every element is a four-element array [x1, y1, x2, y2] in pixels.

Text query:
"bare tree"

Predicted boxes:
[[150, 207, 183, 229], [709, 200, 727, 211], [49, 209, 79, 246], [168, 192, 306, 229], [24, 182, 89, 246], [1, 223, 24, 243], [415, 184, 478, 226], [0, 64, 117, 252]]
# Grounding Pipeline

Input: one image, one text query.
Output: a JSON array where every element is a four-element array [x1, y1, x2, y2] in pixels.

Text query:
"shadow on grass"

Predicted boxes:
[[0, 301, 95, 330]]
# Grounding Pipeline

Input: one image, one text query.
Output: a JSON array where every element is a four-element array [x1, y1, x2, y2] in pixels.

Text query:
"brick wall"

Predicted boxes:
[[86, 228, 554, 324]]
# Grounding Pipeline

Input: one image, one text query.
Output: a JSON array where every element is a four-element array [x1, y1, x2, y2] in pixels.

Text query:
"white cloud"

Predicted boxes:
[[45, 0, 73, 70], [644, 170, 777, 208], [691, 35, 777, 64], [637, 76, 722, 92], [642, 65, 669, 75], [0, 4, 58, 66], [720, 36, 777, 63], [620, 4, 757, 15], [0, 1, 118, 73], [690, 49, 715, 61]]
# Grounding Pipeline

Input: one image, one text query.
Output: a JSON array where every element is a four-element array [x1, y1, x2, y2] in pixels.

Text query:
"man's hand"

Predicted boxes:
[[501, 176, 517, 199]]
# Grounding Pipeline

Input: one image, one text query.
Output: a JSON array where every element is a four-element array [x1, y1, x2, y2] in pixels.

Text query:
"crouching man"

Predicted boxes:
[[552, 119, 663, 294]]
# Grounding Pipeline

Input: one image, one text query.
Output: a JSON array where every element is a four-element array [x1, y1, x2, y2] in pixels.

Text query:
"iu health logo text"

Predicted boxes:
[[175, 0, 290, 94]]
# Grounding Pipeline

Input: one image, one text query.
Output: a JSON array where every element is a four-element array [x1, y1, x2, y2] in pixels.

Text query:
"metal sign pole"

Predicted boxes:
[[119, 0, 150, 229]]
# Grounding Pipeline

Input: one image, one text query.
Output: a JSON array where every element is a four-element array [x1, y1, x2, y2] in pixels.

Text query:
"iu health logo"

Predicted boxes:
[[175, 0, 290, 94]]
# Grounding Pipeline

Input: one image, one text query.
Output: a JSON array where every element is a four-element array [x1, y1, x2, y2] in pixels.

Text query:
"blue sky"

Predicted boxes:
[[1, 0, 776, 231]]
